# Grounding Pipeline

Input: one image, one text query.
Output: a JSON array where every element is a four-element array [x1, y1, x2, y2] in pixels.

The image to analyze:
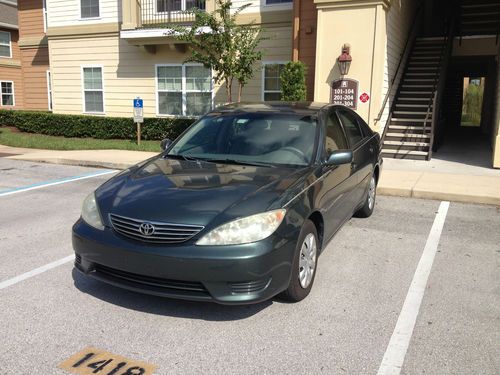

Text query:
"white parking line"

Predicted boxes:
[[0, 255, 74, 290], [0, 170, 117, 197], [377, 201, 450, 375]]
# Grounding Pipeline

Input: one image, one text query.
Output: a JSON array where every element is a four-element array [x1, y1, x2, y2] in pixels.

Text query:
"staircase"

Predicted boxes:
[[459, 0, 500, 37], [381, 37, 447, 160]]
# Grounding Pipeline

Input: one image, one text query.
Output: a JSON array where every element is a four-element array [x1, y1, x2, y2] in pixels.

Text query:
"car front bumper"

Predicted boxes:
[[72, 219, 297, 305]]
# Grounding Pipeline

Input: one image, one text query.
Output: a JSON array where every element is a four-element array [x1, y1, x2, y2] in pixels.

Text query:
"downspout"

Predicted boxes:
[[367, 5, 378, 126], [292, 0, 300, 61]]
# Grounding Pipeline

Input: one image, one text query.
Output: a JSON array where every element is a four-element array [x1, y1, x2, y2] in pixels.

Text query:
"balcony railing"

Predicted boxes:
[[140, 0, 206, 28]]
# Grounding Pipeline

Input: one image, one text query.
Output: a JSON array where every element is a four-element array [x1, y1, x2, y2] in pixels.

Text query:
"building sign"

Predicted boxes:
[[330, 78, 358, 109]]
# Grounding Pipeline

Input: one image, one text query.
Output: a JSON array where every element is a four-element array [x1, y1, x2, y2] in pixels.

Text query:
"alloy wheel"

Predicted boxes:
[[298, 233, 317, 289]]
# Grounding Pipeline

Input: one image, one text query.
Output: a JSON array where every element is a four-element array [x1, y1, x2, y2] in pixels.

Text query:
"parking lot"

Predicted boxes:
[[0, 158, 499, 375]]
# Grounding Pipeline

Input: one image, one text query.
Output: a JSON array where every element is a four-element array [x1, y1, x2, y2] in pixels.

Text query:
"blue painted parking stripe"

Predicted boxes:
[[0, 169, 117, 197]]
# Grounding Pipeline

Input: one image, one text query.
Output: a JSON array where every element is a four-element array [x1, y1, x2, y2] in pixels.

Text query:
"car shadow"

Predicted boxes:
[[71, 268, 273, 321]]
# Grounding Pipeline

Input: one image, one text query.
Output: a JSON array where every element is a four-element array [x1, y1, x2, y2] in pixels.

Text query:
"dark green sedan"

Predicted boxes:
[[73, 102, 382, 304]]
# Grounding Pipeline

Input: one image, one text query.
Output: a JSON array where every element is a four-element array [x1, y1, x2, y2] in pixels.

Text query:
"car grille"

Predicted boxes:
[[109, 213, 204, 244], [94, 264, 208, 294], [91, 263, 211, 300]]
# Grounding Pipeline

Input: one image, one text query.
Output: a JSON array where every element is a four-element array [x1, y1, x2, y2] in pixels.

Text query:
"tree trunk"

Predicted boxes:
[[237, 82, 243, 102], [225, 78, 233, 103]]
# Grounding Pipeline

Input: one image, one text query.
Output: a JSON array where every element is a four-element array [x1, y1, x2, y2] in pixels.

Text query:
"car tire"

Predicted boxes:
[[354, 173, 377, 218], [280, 219, 319, 303]]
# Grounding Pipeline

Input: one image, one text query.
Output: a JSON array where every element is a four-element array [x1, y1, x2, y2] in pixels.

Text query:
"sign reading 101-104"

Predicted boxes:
[[330, 78, 358, 110]]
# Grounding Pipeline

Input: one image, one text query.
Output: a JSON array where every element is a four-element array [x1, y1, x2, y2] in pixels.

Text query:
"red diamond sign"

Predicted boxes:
[[360, 93, 370, 103]]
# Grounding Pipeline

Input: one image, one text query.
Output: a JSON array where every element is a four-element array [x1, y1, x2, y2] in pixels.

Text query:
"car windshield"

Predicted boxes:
[[167, 112, 318, 167]]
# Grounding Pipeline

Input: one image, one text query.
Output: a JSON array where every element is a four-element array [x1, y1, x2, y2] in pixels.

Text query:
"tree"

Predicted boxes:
[[280, 61, 307, 101], [169, 0, 266, 103]]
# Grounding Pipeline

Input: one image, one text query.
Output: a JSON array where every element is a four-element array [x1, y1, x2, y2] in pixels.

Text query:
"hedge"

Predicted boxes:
[[0, 110, 195, 141]]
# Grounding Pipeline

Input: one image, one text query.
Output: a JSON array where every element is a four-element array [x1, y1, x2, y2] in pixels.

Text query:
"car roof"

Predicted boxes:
[[212, 101, 330, 115]]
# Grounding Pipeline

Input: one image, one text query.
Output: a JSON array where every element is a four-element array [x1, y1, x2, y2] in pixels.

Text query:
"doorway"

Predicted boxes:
[[460, 77, 485, 128]]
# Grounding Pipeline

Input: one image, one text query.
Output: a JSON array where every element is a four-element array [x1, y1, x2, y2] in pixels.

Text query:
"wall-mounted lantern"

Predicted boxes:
[[338, 44, 352, 76]]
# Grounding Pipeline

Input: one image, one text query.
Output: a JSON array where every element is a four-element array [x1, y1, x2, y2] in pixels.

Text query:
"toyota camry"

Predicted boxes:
[[73, 102, 382, 304]]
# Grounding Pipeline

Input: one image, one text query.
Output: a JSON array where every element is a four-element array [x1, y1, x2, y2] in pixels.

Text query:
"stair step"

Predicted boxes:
[[412, 55, 441, 60], [406, 72, 438, 77], [404, 78, 436, 82], [408, 61, 440, 66], [392, 118, 432, 123], [401, 85, 435, 89], [416, 37, 445, 41], [381, 149, 429, 159], [383, 141, 430, 148], [397, 97, 433, 101], [395, 104, 432, 108], [386, 133, 431, 139], [407, 67, 440, 71], [400, 91, 434, 95], [388, 125, 432, 131], [393, 111, 430, 115]]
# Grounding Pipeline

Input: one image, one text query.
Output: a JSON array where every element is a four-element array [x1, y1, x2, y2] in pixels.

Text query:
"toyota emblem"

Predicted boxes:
[[139, 222, 155, 236]]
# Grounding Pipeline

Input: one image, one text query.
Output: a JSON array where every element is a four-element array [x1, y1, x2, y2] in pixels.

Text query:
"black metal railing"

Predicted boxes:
[[139, 0, 206, 28]]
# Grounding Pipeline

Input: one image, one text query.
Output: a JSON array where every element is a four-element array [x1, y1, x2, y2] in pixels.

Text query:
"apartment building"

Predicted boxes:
[[46, 0, 293, 118], [0, 0, 21, 109], [292, 0, 500, 167], [18, 0, 51, 110]]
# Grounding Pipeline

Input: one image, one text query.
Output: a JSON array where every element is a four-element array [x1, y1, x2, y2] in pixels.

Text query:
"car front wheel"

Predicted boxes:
[[280, 219, 318, 302], [355, 173, 377, 218]]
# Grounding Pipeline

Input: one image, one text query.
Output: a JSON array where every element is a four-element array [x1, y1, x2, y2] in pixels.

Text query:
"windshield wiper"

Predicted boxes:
[[203, 158, 276, 168], [164, 154, 199, 162]]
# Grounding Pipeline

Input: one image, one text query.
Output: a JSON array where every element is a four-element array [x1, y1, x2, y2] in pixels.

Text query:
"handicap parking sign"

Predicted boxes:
[[134, 98, 143, 108]]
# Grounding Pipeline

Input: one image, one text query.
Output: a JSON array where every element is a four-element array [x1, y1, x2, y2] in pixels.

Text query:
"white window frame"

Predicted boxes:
[[81, 65, 105, 115], [42, 0, 48, 32], [0, 31, 12, 58], [0, 80, 15, 107], [46, 70, 52, 111], [264, 0, 293, 6], [155, 0, 201, 14], [262, 61, 286, 101], [155, 63, 213, 117], [80, 0, 101, 20]]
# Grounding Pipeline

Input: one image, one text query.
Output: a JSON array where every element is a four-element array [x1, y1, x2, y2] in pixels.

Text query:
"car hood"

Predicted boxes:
[[96, 156, 311, 227]]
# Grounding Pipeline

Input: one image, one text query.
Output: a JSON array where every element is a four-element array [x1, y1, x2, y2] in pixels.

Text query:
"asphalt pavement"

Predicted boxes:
[[0, 158, 498, 375]]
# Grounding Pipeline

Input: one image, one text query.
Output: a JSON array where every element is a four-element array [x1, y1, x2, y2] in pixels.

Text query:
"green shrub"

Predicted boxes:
[[280, 61, 307, 101], [0, 110, 194, 141]]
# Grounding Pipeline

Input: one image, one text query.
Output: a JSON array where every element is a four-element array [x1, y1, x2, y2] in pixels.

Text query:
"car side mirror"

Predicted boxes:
[[160, 138, 172, 151], [327, 150, 353, 166]]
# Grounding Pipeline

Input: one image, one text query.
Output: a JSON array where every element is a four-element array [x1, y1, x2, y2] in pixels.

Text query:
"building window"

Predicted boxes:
[[262, 63, 285, 101], [0, 31, 12, 58], [1, 81, 14, 106], [81, 0, 100, 18], [47, 71, 53, 111], [82, 66, 104, 113], [156, 0, 202, 12], [157, 64, 212, 116], [266, 0, 292, 4]]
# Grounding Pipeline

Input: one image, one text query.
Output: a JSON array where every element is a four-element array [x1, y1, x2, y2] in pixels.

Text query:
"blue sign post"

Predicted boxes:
[[133, 97, 144, 145]]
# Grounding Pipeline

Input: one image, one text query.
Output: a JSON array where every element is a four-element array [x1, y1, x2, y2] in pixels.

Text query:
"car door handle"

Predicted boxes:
[[351, 163, 357, 170], [369, 146, 374, 153]]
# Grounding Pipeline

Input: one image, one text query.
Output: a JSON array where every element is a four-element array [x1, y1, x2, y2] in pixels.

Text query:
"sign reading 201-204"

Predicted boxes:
[[330, 78, 359, 110]]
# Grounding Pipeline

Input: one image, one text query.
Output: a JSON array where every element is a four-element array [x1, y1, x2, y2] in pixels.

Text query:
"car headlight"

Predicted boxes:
[[81, 192, 104, 230], [196, 209, 286, 246]]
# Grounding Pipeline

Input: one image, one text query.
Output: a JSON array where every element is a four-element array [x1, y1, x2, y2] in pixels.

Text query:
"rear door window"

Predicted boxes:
[[337, 109, 364, 148], [325, 109, 348, 155]]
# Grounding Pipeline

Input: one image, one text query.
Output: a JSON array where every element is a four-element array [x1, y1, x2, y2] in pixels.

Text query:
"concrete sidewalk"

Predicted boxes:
[[1, 144, 499, 206]]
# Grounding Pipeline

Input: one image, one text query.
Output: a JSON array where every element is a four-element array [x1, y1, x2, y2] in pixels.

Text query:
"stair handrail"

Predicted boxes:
[[375, 2, 424, 141], [426, 8, 457, 160]]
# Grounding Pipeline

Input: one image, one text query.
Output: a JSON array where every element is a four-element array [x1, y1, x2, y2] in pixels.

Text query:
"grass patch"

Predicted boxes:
[[0, 127, 161, 152]]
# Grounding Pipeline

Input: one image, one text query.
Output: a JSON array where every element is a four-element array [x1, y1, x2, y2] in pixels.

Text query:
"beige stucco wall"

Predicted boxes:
[[48, 25, 292, 117], [314, 2, 387, 128], [493, 45, 500, 169]]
